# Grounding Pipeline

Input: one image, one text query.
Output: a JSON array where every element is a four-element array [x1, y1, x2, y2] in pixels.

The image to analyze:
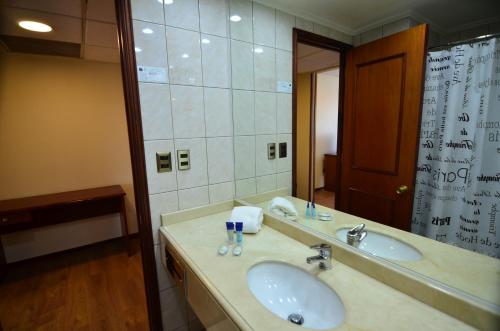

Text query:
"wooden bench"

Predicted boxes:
[[0, 185, 130, 278]]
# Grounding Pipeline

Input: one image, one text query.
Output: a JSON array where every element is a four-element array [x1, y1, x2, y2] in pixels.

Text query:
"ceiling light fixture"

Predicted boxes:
[[254, 47, 263, 53], [181, 53, 189, 58], [230, 15, 241, 22], [158, 0, 174, 4], [201, 38, 210, 44], [142, 28, 153, 34], [18, 20, 52, 32], [135, 47, 142, 52]]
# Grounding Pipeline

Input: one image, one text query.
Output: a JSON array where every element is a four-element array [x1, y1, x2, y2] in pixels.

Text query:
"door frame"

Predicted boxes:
[[292, 28, 351, 207], [115, 0, 162, 330]]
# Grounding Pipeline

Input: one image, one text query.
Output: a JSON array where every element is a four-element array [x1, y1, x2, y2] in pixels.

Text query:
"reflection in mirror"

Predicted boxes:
[[241, 26, 500, 309]]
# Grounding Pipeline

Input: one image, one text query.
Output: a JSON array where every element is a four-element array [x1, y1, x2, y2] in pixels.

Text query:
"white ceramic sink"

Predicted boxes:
[[336, 228, 422, 261], [247, 261, 344, 329]]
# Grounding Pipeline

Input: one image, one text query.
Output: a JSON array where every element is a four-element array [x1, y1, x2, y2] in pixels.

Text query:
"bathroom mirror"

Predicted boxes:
[[240, 25, 500, 309]]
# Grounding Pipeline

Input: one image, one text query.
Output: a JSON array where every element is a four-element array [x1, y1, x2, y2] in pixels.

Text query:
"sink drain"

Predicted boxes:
[[287, 313, 304, 325]]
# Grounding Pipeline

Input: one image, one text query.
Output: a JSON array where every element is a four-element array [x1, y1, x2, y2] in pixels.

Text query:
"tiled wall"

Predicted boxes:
[[439, 21, 500, 45], [353, 17, 420, 46], [130, 0, 351, 330], [353, 17, 500, 48]]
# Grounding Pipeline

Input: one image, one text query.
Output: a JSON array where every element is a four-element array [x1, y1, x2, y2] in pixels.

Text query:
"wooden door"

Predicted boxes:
[[338, 24, 428, 231]]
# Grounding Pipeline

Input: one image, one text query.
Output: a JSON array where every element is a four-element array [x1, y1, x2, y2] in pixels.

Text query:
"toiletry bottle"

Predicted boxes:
[[311, 202, 316, 219], [306, 202, 310, 219], [218, 221, 235, 255], [233, 222, 243, 256], [226, 221, 235, 244]]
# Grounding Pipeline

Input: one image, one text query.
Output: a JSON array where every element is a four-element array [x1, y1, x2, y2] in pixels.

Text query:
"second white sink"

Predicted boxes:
[[247, 261, 344, 329], [336, 228, 422, 261]]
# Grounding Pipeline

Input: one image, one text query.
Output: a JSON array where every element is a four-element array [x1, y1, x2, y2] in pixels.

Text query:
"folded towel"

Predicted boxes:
[[269, 197, 298, 221], [230, 206, 263, 233]]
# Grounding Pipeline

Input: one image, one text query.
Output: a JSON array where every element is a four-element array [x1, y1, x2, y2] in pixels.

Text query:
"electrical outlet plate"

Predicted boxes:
[[177, 150, 190, 170], [156, 152, 172, 173], [267, 143, 276, 160]]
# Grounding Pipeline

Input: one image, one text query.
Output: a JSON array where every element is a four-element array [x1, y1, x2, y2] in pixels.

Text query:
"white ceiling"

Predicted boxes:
[[297, 43, 339, 73], [0, 0, 119, 63], [257, 0, 500, 35]]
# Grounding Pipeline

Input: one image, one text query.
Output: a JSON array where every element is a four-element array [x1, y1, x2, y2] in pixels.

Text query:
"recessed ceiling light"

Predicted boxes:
[[18, 20, 52, 32], [135, 47, 142, 52], [181, 53, 189, 58], [201, 38, 210, 44], [158, 0, 174, 4], [230, 15, 241, 22], [254, 47, 263, 53], [142, 28, 153, 34]]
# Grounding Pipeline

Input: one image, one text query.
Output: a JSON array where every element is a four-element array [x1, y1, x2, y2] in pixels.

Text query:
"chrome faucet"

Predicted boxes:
[[306, 244, 332, 270], [347, 224, 367, 248]]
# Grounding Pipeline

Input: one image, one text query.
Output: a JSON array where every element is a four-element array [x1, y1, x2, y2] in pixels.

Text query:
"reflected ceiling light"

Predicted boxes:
[[201, 38, 210, 44], [142, 28, 153, 34], [135, 47, 142, 52], [158, 0, 174, 4], [18, 20, 52, 32], [181, 53, 189, 58], [254, 47, 263, 53], [230, 15, 241, 22]]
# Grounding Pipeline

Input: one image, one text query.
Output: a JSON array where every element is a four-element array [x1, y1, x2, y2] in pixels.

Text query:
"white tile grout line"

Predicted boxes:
[[196, 0, 212, 206], [161, 15, 181, 213]]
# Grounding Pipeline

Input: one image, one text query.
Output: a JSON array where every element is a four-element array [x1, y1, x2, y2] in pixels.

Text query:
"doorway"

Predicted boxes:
[[314, 68, 340, 209], [292, 29, 350, 209]]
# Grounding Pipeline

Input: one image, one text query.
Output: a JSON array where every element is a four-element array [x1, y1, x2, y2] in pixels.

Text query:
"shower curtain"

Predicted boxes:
[[412, 37, 500, 258]]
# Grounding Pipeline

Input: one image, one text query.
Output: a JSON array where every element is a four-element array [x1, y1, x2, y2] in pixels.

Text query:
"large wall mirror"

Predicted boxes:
[[240, 26, 500, 310]]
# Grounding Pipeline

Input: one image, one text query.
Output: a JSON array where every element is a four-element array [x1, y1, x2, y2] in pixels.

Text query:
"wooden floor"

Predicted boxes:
[[314, 189, 335, 209], [0, 237, 149, 331]]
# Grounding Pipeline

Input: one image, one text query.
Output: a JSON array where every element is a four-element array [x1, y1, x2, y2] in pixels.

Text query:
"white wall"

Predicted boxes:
[[0, 53, 136, 262], [130, 0, 353, 330], [314, 68, 339, 189]]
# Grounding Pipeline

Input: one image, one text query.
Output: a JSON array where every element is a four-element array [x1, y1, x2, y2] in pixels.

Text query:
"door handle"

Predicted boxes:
[[396, 185, 408, 195]]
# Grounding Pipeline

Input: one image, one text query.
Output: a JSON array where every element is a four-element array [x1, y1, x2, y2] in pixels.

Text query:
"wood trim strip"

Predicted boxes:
[[309, 72, 317, 201], [114, 1, 163, 330]]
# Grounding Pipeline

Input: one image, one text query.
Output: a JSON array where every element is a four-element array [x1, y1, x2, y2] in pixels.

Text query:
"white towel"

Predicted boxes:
[[269, 197, 298, 221], [230, 206, 263, 233]]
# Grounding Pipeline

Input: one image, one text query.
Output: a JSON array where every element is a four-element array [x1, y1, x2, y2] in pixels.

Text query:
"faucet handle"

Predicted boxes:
[[348, 223, 365, 235], [310, 243, 331, 251]]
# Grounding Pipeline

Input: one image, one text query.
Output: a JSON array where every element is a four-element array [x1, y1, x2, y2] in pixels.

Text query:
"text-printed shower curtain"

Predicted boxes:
[[412, 38, 500, 258]]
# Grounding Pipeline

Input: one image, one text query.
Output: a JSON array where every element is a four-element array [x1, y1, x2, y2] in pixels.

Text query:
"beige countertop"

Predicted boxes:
[[160, 209, 475, 331], [249, 195, 500, 307]]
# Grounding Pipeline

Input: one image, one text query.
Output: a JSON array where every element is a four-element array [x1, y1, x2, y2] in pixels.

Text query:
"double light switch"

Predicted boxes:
[[177, 150, 190, 170], [267, 143, 276, 160], [156, 152, 172, 173]]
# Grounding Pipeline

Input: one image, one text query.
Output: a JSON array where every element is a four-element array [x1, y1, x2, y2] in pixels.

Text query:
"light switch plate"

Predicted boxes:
[[156, 152, 172, 173], [267, 143, 276, 160], [279, 142, 287, 158], [177, 150, 190, 170]]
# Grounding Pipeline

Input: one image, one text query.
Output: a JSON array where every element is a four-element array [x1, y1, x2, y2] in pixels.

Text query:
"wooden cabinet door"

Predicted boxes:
[[338, 24, 428, 231]]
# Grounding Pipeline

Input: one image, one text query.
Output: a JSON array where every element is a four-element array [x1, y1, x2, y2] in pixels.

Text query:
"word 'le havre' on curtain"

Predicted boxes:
[[412, 38, 500, 259]]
